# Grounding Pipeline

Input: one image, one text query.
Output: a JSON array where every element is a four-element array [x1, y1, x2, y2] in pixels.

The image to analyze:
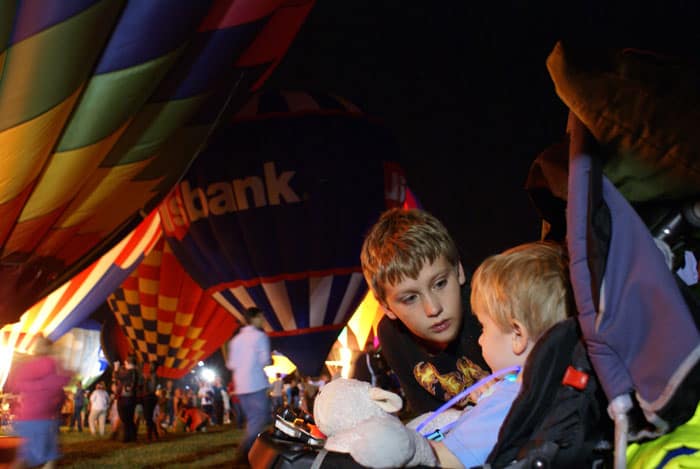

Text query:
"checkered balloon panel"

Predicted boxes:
[[108, 239, 239, 378]]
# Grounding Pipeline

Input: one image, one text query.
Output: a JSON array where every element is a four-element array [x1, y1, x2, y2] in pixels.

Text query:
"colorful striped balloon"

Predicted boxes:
[[0, 0, 315, 326]]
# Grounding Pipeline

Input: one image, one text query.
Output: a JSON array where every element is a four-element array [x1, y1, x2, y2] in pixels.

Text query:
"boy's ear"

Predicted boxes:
[[510, 319, 531, 356], [381, 303, 397, 320], [458, 262, 466, 286]]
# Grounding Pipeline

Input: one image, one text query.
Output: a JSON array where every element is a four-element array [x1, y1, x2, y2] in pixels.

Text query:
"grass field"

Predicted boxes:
[[56, 424, 249, 468]]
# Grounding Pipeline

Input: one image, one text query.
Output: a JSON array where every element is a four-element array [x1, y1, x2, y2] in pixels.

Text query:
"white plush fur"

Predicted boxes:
[[313, 378, 438, 468]]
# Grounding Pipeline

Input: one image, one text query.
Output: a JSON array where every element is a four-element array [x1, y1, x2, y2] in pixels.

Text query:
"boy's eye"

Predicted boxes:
[[400, 294, 418, 304], [433, 278, 448, 289]]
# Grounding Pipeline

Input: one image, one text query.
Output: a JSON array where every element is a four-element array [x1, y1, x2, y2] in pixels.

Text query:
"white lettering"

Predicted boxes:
[[171, 161, 302, 226], [181, 181, 208, 223], [233, 176, 265, 210], [264, 161, 300, 205], [207, 182, 237, 215]]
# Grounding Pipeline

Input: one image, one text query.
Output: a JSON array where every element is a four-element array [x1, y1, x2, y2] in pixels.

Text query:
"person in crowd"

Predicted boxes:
[[296, 375, 308, 413], [360, 208, 490, 415], [171, 387, 186, 429], [81, 388, 90, 430], [6, 334, 70, 469], [163, 379, 174, 427], [177, 404, 211, 433], [269, 373, 284, 412], [108, 383, 121, 440], [68, 381, 84, 432], [112, 354, 144, 442], [153, 389, 168, 438], [226, 306, 273, 463], [133, 399, 144, 436], [184, 388, 196, 408], [316, 372, 330, 389], [212, 376, 225, 426], [88, 381, 110, 437], [59, 391, 72, 428], [142, 361, 159, 442], [284, 375, 300, 409], [221, 381, 231, 425], [432, 241, 573, 467], [197, 379, 215, 424], [302, 376, 320, 414]]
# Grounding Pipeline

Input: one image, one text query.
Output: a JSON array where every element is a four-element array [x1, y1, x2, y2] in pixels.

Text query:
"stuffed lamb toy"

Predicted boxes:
[[312, 378, 440, 468]]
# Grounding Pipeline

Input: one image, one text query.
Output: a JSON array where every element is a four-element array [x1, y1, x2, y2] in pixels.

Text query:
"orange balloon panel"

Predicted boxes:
[[107, 239, 239, 379]]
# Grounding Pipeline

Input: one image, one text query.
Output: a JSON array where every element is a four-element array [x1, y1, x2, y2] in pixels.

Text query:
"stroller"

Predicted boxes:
[[489, 42, 700, 465], [485, 113, 700, 469]]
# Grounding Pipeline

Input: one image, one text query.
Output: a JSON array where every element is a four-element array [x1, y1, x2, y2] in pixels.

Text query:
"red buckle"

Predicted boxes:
[[562, 366, 589, 390]]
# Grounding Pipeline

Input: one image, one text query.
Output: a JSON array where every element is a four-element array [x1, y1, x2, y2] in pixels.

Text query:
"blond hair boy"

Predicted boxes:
[[434, 240, 573, 468]]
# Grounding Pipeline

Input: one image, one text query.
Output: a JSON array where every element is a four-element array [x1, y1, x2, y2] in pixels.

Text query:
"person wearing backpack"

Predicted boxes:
[[113, 354, 144, 442]]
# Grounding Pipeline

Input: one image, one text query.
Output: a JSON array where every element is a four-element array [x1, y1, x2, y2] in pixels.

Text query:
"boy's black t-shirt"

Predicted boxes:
[[377, 285, 489, 415]]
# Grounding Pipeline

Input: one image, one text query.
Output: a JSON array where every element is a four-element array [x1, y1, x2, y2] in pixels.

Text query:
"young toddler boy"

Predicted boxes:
[[361, 208, 489, 414], [432, 240, 573, 468]]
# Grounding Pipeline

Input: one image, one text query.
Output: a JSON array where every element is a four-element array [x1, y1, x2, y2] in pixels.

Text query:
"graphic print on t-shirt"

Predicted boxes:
[[414, 357, 488, 406]]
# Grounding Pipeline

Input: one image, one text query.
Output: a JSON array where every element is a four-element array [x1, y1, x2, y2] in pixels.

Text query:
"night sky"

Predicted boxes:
[[266, 3, 571, 271], [266, 1, 699, 272]]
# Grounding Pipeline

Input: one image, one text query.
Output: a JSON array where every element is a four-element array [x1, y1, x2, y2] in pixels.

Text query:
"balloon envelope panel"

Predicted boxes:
[[107, 238, 239, 379], [0, 211, 161, 352], [0, 0, 315, 326]]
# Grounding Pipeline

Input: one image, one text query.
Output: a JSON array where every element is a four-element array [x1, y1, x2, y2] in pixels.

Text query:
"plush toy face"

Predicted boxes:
[[312, 378, 438, 468], [313, 378, 403, 437]]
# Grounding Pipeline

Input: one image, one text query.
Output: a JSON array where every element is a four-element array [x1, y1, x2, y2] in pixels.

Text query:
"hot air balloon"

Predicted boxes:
[[106, 238, 240, 379], [0, 0, 315, 326], [159, 90, 412, 376]]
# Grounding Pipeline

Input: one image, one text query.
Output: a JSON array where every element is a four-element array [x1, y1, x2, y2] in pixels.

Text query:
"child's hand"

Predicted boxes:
[[468, 379, 496, 403]]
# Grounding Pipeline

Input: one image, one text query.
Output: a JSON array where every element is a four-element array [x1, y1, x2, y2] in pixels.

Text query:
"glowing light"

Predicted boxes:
[[347, 292, 382, 351], [200, 367, 216, 383], [324, 345, 353, 378], [0, 344, 15, 390], [264, 353, 297, 382]]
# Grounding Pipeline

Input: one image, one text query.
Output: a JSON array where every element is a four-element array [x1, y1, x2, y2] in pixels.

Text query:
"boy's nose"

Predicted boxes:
[[423, 295, 442, 317]]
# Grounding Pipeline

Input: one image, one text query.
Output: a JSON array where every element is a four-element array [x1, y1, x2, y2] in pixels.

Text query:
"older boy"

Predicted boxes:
[[361, 208, 489, 414], [433, 240, 573, 468]]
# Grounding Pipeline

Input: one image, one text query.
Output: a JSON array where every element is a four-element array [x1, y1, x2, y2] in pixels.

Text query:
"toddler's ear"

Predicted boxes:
[[511, 319, 531, 356], [369, 387, 403, 413]]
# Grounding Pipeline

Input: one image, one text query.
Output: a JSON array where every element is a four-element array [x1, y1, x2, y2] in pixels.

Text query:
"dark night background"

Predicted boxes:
[[265, 1, 700, 272]]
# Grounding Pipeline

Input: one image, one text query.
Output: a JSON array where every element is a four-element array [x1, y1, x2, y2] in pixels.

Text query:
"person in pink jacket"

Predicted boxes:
[[5, 334, 71, 469]]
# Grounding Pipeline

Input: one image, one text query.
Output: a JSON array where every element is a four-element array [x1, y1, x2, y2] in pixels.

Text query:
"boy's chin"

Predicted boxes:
[[418, 324, 460, 350]]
